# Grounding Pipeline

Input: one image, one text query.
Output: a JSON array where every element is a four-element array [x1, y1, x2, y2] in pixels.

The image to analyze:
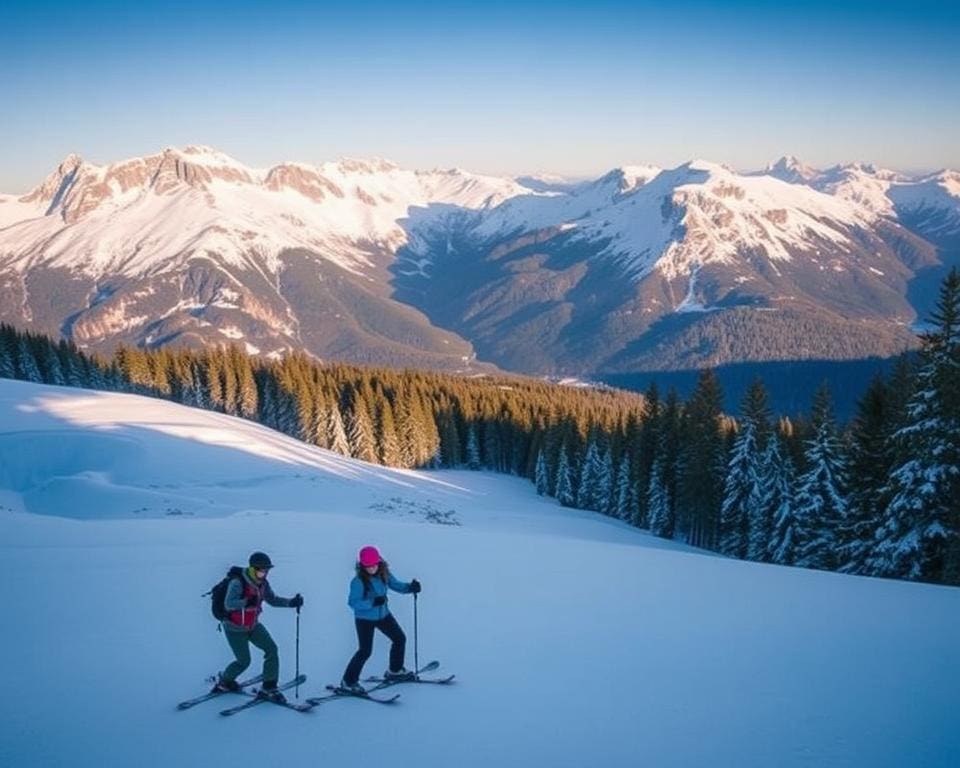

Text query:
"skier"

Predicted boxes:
[[339, 545, 421, 693], [213, 551, 304, 702]]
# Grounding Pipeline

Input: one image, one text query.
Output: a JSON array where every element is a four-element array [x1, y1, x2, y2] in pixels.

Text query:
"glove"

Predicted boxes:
[[372, 596, 386, 607], [289, 593, 304, 609], [409, 579, 422, 594], [244, 594, 258, 607]]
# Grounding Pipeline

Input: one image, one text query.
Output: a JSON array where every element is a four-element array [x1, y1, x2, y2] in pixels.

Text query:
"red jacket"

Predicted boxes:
[[223, 569, 289, 630]]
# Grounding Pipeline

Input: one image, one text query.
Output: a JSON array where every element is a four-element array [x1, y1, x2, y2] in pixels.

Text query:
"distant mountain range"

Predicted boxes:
[[1, 146, 957, 379]]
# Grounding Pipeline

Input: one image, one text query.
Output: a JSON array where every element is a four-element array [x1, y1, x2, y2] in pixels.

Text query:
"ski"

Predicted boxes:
[[363, 661, 454, 690], [219, 675, 313, 716], [361, 659, 439, 685], [306, 685, 400, 706], [369, 673, 455, 690], [176, 673, 265, 710]]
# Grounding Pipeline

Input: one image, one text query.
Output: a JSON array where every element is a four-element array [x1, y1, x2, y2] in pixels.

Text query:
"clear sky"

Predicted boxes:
[[1, 0, 958, 191]]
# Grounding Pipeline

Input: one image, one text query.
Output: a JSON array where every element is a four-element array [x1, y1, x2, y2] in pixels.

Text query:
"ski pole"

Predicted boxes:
[[295, 604, 301, 699], [413, 592, 419, 680]]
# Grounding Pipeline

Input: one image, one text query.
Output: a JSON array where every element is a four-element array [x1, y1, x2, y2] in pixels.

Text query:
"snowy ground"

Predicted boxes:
[[0, 380, 957, 768]]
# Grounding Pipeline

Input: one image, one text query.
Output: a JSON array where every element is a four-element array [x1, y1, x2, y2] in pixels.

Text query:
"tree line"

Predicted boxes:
[[1, 268, 957, 586]]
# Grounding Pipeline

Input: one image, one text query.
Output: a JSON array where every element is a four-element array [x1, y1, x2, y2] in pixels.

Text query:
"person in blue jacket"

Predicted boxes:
[[340, 545, 421, 693]]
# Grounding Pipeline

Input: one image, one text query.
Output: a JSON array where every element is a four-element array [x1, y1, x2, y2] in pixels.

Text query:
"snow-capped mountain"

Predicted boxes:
[[0, 146, 532, 367], [1, 146, 957, 373], [758, 155, 822, 185], [394, 158, 950, 372], [0, 145, 530, 278], [759, 156, 960, 248]]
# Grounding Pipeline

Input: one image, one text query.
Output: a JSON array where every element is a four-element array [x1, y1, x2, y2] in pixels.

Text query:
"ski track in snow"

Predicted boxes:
[[0, 379, 958, 768]]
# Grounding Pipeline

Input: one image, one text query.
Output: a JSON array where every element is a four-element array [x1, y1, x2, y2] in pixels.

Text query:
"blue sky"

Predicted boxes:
[[1, 0, 958, 191]]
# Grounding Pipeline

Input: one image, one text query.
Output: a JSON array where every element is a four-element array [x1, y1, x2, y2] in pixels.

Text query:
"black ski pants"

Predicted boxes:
[[342, 613, 406, 684]]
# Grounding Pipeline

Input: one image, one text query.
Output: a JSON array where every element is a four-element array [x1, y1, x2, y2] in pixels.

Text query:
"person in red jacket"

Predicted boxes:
[[213, 551, 303, 702]]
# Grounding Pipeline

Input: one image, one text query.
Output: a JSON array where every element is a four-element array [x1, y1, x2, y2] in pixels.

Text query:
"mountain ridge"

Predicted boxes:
[[1, 146, 957, 373]]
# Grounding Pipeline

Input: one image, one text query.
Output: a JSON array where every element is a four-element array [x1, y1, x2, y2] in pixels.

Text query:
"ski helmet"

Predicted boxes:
[[249, 551, 273, 570], [358, 546, 381, 567]]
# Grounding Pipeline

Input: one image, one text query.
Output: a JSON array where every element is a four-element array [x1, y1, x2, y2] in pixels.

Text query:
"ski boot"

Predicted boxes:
[[383, 667, 415, 682], [256, 681, 287, 704], [211, 676, 241, 694], [339, 679, 366, 695]]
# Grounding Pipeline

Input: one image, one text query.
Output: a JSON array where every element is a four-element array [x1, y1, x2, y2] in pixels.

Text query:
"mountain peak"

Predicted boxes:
[[181, 144, 222, 156], [333, 157, 400, 175], [685, 159, 733, 175], [58, 152, 84, 170], [763, 155, 820, 184], [827, 161, 904, 182], [21, 153, 86, 205]]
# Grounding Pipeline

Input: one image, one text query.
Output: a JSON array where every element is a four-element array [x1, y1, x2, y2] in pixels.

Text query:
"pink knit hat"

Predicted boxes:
[[358, 546, 381, 567]]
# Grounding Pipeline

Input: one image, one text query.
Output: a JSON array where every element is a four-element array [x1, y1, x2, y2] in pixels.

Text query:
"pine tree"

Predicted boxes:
[[765, 438, 798, 565], [647, 457, 672, 538], [555, 442, 576, 507], [719, 420, 761, 559], [659, 390, 682, 532], [869, 269, 960, 583], [597, 444, 614, 516], [614, 457, 631, 521], [295, 387, 316, 444], [0, 325, 16, 379], [62, 352, 83, 388], [221, 350, 238, 415], [465, 423, 481, 470], [838, 375, 896, 574], [437, 410, 461, 467], [577, 436, 604, 511], [204, 353, 224, 411], [147, 350, 172, 397], [535, 450, 549, 496], [326, 404, 351, 456], [416, 394, 441, 468], [634, 385, 661, 526], [376, 399, 401, 466], [16, 336, 42, 382], [482, 420, 502, 472], [793, 384, 848, 570], [348, 399, 377, 464], [234, 348, 258, 419], [43, 343, 65, 386], [676, 370, 726, 549], [741, 378, 772, 449], [86, 356, 109, 390], [750, 434, 780, 561], [395, 395, 419, 468]]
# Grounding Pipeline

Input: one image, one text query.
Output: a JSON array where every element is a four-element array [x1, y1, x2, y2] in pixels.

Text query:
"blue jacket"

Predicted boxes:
[[348, 572, 413, 621]]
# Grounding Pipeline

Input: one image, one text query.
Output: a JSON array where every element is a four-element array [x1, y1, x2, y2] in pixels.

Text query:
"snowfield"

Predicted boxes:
[[0, 379, 957, 768]]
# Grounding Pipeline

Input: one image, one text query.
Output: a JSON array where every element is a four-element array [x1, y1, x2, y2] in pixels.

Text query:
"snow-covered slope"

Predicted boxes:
[[1, 379, 958, 768]]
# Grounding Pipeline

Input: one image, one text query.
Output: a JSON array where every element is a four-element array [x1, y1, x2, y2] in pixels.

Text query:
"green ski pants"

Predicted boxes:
[[222, 623, 279, 684]]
